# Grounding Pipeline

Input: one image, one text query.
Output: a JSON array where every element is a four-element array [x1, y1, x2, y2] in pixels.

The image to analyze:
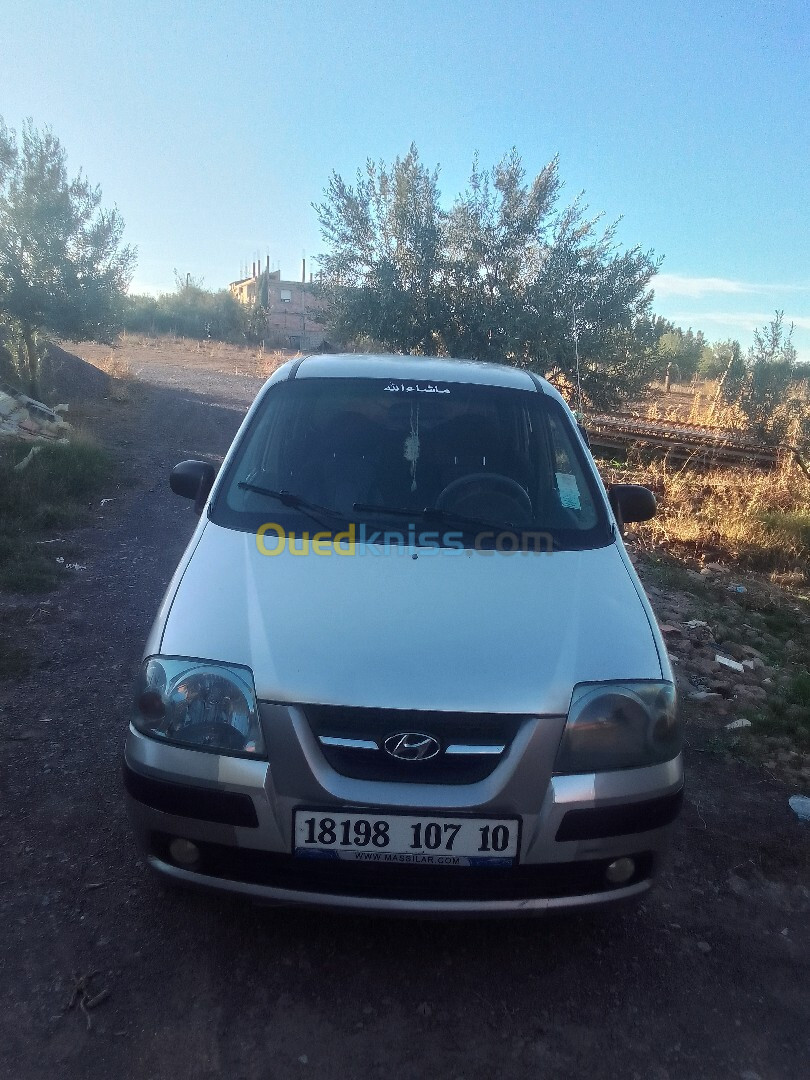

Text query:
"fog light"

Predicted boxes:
[[168, 838, 200, 866], [605, 857, 635, 884]]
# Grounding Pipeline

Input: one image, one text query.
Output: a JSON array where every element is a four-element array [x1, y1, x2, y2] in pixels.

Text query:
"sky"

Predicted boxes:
[[2, 0, 809, 359]]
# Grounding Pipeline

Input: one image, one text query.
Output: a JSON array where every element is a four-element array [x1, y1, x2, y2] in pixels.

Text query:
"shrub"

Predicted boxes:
[[0, 436, 113, 591], [122, 279, 249, 343]]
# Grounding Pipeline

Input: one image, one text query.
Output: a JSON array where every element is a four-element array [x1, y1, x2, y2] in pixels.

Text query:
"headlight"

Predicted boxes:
[[133, 657, 265, 757], [554, 682, 680, 774]]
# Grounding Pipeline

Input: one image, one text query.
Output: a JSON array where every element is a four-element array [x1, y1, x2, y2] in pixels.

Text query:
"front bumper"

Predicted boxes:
[[123, 710, 684, 916]]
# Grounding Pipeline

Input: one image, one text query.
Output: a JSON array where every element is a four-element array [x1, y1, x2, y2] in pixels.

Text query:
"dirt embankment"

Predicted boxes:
[[0, 340, 807, 1080]]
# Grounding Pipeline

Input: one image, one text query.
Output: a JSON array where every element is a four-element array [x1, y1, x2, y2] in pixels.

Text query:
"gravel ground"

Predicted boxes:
[[0, 341, 807, 1080]]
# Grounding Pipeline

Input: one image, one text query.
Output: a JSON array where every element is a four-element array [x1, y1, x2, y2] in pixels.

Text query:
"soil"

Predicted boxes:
[[1, 339, 808, 1080]]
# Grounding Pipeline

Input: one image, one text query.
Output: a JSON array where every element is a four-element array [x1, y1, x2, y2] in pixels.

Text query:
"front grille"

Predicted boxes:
[[150, 832, 655, 901], [302, 705, 526, 784]]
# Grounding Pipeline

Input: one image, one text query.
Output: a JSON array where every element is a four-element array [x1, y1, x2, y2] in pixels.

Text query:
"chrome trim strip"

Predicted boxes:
[[445, 744, 506, 756], [318, 736, 378, 751], [317, 736, 506, 756]]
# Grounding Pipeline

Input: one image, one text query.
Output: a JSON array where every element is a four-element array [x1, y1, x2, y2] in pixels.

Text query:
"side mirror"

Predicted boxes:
[[170, 460, 216, 514], [608, 484, 657, 532]]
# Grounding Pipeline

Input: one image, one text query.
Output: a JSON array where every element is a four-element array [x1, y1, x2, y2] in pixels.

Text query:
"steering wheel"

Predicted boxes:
[[435, 473, 534, 524]]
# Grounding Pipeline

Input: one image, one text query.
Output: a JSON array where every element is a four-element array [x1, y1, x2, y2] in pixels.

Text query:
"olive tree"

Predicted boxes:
[[314, 145, 662, 409], [0, 118, 136, 392], [721, 312, 809, 449]]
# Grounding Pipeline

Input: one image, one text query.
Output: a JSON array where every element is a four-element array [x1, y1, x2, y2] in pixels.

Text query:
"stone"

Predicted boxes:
[[738, 645, 765, 660], [735, 685, 768, 704]]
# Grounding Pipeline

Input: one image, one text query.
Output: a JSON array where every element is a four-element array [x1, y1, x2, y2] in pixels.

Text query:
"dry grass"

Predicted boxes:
[[89, 350, 132, 401], [79, 333, 298, 382], [644, 381, 748, 430], [255, 348, 299, 380], [605, 453, 810, 582]]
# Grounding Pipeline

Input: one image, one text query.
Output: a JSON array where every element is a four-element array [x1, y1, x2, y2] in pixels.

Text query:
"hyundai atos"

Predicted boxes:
[[123, 353, 683, 915]]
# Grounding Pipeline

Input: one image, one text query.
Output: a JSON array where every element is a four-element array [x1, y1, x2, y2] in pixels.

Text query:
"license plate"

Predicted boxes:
[[293, 810, 520, 867]]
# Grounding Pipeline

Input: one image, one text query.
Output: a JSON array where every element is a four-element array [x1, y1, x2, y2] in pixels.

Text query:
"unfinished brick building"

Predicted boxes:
[[229, 259, 328, 351]]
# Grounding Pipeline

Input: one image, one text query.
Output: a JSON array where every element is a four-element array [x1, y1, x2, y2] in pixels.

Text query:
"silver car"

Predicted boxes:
[[124, 354, 683, 915]]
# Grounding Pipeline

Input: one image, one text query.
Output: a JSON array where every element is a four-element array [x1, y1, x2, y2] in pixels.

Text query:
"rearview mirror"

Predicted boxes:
[[608, 484, 657, 531], [170, 460, 216, 514]]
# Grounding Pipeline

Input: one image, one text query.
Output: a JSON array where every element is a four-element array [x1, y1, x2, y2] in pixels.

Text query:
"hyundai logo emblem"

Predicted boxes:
[[383, 732, 441, 761]]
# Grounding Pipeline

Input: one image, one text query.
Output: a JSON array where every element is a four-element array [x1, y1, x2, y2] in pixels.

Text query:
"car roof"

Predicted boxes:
[[292, 353, 542, 392]]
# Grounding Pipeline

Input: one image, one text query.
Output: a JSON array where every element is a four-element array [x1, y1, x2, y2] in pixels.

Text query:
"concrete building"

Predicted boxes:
[[229, 259, 328, 351]]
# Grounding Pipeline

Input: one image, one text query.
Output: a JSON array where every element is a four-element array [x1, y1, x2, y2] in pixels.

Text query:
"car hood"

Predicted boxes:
[[158, 522, 663, 715]]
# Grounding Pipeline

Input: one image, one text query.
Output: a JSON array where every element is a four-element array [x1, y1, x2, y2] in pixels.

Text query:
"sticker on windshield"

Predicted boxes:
[[384, 382, 450, 394], [556, 472, 581, 510]]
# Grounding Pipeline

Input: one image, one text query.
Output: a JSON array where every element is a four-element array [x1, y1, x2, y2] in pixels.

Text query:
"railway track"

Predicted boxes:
[[586, 412, 779, 467]]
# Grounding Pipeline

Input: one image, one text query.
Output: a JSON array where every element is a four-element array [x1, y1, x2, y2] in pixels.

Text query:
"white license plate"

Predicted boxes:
[[293, 810, 520, 867]]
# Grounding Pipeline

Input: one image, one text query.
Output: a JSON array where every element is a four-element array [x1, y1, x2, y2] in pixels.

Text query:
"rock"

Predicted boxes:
[[735, 685, 768, 704], [689, 657, 721, 678], [738, 645, 765, 660], [708, 678, 735, 698], [696, 940, 712, 953], [718, 642, 749, 661]]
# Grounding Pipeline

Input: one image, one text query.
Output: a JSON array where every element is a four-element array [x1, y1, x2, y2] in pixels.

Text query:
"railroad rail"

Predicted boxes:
[[585, 413, 779, 468]]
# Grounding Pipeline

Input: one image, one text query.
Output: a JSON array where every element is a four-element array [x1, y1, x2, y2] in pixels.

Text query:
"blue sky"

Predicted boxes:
[[2, 0, 809, 359]]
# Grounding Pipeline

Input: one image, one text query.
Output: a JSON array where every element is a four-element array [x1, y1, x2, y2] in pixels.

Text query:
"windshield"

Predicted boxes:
[[211, 376, 612, 550]]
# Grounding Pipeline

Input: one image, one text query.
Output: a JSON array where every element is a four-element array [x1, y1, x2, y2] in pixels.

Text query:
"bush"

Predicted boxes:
[[0, 436, 113, 591], [600, 455, 810, 580], [720, 313, 810, 449], [122, 280, 249, 342]]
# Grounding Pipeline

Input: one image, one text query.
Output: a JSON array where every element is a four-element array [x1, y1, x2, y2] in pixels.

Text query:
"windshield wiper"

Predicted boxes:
[[353, 501, 523, 535], [238, 483, 343, 531]]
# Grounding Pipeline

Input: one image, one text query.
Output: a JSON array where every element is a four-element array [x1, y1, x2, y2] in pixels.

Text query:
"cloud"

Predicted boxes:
[[654, 274, 757, 298], [654, 274, 810, 300], [668, 311, 810, 333]]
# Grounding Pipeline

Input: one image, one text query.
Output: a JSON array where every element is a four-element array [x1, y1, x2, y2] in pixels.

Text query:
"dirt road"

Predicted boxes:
[[1, 343, 808, 1080]]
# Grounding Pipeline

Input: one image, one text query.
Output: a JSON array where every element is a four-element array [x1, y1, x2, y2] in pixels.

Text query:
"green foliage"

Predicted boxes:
[[0, 437, 113, 591], [314, 145, 662, 409], [698, 339, 740, 380], [123, 276, 250, 342], [752, 669, 810, 750], [0, 117, 136, 393], [315, 146, 448, 355], [757, 509, 810, 552], [657, 327, 708, 381], [720, 312, 810, 447]]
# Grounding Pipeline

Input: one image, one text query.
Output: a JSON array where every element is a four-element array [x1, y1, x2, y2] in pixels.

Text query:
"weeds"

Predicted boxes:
[[605, 454, 810, 581], [0, 436, 112, 592], [255, 349, 295, 380], [751, 671, 810, 749]]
